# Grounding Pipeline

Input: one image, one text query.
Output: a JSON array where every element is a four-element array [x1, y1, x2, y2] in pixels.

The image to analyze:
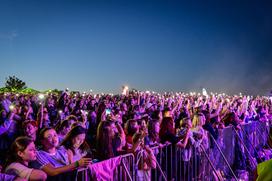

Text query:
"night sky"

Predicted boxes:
[[0, 0, 272, 95]]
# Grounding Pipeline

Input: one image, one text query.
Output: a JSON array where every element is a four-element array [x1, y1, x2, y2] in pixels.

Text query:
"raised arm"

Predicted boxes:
[[171, 97, 183, 115], [38, 104, 44, 129], [115, 122, 126, 147], [0, 112, 14, 135], [176, 129, 190, 148]]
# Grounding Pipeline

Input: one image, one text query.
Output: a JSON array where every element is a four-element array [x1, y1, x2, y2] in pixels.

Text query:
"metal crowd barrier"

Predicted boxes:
[[76, 121, 271, 181], [114, 153, 135, 181], [148, 141, 231, 181], [76, 153, 134, 181], [209, 121, 271, 181], [209, 131, 238, 181]]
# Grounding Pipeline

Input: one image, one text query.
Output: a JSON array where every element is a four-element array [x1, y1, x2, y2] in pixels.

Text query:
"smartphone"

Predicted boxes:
[[91, 159, 99, 163], [9, 105, 15, 111], [105, 109, 111, 115]]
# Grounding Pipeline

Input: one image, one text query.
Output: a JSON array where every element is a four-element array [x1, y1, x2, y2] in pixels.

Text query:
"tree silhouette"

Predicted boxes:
[[5, 76, 27, 91]]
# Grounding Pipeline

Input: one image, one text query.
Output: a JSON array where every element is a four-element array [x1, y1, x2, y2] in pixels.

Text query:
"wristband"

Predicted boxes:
[[75, 161, 79, 168]]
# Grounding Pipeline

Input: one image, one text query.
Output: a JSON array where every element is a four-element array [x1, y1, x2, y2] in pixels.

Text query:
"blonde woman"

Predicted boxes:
[[191, 113, 209, 148], [191, 113, 209, 180]]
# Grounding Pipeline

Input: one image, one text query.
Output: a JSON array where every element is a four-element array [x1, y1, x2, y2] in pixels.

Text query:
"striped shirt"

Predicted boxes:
[[35, 146, 69, 169]]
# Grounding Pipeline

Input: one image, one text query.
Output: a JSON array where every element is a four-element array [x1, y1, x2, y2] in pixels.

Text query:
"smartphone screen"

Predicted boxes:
[[105, 109, 111, 115]]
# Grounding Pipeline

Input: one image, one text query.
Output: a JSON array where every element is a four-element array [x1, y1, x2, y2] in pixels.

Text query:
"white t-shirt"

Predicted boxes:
[[5, 162, 33, 180]]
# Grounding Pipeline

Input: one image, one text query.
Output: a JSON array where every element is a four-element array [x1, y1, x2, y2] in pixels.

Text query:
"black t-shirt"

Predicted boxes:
[[160, 131, 180, 144]]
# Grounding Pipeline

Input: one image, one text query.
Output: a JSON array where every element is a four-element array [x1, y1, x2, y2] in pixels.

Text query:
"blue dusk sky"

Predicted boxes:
[[0, 0, 272, 95]]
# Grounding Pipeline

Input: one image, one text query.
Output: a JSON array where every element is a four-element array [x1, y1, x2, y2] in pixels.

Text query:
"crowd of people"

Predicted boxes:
[[0, 90, 271, 180]]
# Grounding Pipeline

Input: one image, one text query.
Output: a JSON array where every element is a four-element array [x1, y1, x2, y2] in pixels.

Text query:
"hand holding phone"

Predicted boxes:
[[105, 109, 111, 115]]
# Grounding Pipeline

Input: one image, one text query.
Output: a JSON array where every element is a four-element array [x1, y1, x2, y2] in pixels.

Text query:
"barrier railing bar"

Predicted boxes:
[[232, 127, 257, 168], [209, 132, 238, 181]]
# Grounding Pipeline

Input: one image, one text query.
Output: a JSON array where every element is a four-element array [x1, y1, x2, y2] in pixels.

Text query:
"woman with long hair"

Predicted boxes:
[[96, 120, 125, 160], [191, 113, 209, 180], [147, 119, 160, 146], [61, 126, 91, 163], [159, 117, 176, 144], [124, 119, 139, 151], [5, 136, 47, 180], [159, 116, 189, 147], [159, 116, 191, 181], [191, 113, 209, 150]]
